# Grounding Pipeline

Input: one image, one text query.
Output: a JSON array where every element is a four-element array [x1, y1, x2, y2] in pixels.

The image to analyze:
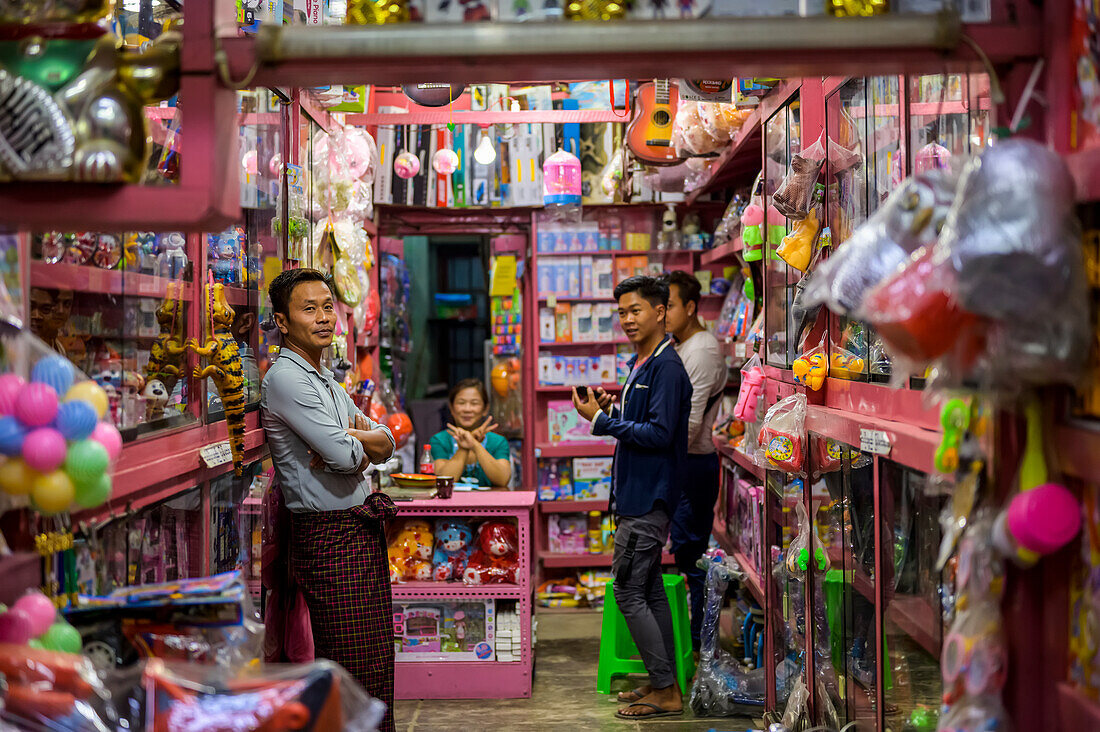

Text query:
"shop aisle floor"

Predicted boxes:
[[393, 610, 763, 731]]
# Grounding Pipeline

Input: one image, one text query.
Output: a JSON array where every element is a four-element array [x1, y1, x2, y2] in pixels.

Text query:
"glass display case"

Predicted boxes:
[[767, 468, 806, 706], [812, 434, 877, 727], [764, 94, 802, 369]]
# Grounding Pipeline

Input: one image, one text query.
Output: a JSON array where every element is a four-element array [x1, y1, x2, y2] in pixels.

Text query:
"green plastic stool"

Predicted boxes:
[[596, 573, 696, 695]]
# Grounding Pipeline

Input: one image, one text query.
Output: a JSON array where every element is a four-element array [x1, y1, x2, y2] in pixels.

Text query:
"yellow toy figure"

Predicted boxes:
[[792, 351, 828, 391], [189, 283, 246, 475], [776, 207, 820, 272], [388, 519, 435, 583], [145, 281, 187, 393]]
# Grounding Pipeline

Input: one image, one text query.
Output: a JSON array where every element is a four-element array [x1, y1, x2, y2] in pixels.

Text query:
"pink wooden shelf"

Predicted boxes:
[[536, 296, 617, 303], [31, 261, 194, 300], [822, 376, 941, 432], [537, 499, 608, 513], [714, 438, 765, 481], [218, 285, 255, 306], [347, 109, 631, 125], [806, 404, 942, 475], [391, 581, 524, 599], [542, 552, 675, 568], [1055, 420, 1100, 481], [395, 660, 530, 700], [536, 443, 615, 458], [535, 249, 649, 257], [684, 98, 767, 206], [1058, 682, 1100, 730], [538, 339, 630, 348], [732, 548, 765, 607], [1067, 147, 1100, 201], [701, 237, 744, 265], [392, 490, 535, 511], [536, 383, 622, 393]]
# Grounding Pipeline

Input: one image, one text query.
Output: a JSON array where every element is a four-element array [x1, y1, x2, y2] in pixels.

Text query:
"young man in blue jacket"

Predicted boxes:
[[572, 275, 693, 720]]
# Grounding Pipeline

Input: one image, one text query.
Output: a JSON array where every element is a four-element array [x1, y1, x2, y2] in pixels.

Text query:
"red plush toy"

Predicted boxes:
[[462, 520, 519, 585]]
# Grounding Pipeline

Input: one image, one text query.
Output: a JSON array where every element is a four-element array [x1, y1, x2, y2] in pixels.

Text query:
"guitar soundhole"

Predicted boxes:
[[652, 110, 671, 127]]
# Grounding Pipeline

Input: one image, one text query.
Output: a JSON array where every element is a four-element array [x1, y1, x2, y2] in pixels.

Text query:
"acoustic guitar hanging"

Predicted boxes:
[[626, 79, 682, 166]]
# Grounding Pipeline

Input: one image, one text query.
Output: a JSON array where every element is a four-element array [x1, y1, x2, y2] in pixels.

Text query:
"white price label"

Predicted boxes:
[[200, 440, 234, 468], [859, 429, 892, 456]]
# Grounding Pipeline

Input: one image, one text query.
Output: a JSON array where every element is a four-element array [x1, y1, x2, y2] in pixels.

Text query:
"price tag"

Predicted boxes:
[[859, 429, 892, 456], [200, 440, 234, 468]]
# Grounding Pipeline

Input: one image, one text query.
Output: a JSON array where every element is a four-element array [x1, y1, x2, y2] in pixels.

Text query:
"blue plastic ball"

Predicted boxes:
[[54, 401, 97, 442], [0, 416, 27, 456], [31, 356, 74, 396]]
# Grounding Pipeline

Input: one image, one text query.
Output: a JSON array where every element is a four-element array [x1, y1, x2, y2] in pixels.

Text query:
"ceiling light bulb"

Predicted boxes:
[[474, 130, 497, 165]]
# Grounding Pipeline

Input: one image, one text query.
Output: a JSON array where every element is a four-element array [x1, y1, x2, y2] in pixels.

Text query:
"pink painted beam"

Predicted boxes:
[[805, 405, 941, 474], [347, 109, 630, 125]]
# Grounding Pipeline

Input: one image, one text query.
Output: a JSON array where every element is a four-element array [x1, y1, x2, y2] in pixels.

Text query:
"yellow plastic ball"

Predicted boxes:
[[31, 470, 75, 515], [64, 381, 109, 419], [0, 458, 38, 496]]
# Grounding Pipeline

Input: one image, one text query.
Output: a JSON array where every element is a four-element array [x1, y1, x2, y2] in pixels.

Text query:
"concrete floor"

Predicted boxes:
[[393, 610, 764, 732]]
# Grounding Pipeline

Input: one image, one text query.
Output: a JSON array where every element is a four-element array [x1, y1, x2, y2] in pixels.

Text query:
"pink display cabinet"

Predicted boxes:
[[391, 491, 534, 699]]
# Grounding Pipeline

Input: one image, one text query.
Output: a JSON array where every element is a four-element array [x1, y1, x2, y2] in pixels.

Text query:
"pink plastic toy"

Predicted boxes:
[[994, 483, 1082, 565], [22, 428, 67, 472], [13, 591, 55, 637], [15, 383, 58, 428], [90, 422, 123, 462], [734, 366, 765, 422], [0, 374, 25, 416], [0, 608, 33, 644]]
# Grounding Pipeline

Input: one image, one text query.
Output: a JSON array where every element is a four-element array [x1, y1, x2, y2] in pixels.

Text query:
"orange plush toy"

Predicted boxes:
[[388, 519, 434, 583]]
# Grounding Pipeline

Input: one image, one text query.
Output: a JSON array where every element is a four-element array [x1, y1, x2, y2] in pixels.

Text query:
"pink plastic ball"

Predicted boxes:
[[241, 150, 258, 177], [13, 591, 55, 637], [394, 151, 420, 179], [0, 608, 33, 644], [15, 383, 59, 428], [0, 374, 25, 416], [268, 153, 283, 177], [90, 422, 123, 462], [22, 428, 67, 472], [432, 148, 460, 175]]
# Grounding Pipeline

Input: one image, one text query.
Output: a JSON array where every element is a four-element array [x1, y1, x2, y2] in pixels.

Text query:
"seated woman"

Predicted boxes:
[[430, 378, 511, 488]]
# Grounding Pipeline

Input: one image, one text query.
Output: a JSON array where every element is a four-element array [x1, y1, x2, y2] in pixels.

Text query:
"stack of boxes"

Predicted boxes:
[[537, 457, 612, 501], [495, 606, 522, 663]]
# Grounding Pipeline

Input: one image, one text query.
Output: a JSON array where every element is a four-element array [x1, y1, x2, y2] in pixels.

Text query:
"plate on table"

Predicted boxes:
[[391, 473, 438, 489]]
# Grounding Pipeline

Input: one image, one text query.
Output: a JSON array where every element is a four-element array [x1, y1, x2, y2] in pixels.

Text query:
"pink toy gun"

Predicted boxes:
[[734, 366, 765, 422]]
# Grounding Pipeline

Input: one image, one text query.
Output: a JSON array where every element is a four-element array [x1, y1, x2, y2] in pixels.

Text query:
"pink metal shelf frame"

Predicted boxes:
[[30, 261, 195, 301], [538, 339, 631, 348], [537, 499, 608, 514], [392, 491, 534, 699], [535, 443, 615, 458], [701, 237, 744, 265]]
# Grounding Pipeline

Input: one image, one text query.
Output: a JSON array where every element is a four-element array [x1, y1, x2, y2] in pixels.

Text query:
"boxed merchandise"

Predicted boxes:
[[548, 514, 588, 553], [538, 458, 573, 500], [593, 258, 615, 298], [595, 303, 616, 341], [597, 355, 617, 383], [539, 307, 556, 343], [580, 256, 594, 297], [393, 600, 496, 662], [573, 457, 613, 500], [548, 400, 614, 444], [572, 304, 595, 343], [554, 303, 573, 341]]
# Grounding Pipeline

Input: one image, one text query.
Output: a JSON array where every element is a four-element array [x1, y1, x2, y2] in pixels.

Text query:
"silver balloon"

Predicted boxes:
[[0, 69, 75, 180], [74, 140, 126, 182]]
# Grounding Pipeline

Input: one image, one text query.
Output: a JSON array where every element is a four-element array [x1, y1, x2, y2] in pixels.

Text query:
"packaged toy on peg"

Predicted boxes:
[[734, 354, 765, 423], [784, 501, 829, 575], [755, 393, 807, 474], [772, 135, 826, 220], [792, 339, 827, 392]]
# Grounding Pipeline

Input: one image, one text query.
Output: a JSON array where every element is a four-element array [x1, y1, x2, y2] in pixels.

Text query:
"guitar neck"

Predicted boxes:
[[655, 79, 669, 105]]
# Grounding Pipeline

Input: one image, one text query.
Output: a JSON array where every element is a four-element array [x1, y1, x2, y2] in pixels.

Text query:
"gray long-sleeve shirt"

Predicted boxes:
[[261, 348, 395, 513]]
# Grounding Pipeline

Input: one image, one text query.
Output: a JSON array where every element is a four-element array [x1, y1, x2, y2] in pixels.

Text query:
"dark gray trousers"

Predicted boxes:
[[612, 507, 676, 690]]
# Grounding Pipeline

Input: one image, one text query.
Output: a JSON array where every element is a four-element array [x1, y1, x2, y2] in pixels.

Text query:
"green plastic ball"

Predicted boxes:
[[41, 621, 82, 654], [64, 439, 109, 486], [74, 472, 111, 509], [27, 638, 44, 649]]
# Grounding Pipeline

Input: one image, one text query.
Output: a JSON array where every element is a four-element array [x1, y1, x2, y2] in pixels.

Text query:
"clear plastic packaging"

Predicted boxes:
[[865, 139, 1090, 390], [672, 100, 727, 157], [462, 520, 520, 585], [700, 102, 751, 142], [689, 555, 766, 717], [712, 195, 744, 249], [756, 393, 808, 474], [776, 205, 822, 272], [802, 169, 957, 319], [785, 501, 830, 575], [772, 136, 826, 220], [734, 354, 766, 423], [792, 338, 828, 392]]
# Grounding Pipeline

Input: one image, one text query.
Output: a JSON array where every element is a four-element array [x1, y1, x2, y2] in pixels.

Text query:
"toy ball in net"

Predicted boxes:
[[394, 151, 421, 179]]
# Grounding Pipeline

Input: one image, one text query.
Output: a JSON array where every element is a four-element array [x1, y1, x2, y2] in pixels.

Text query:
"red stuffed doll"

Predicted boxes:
[[462, 520, 519, 585]]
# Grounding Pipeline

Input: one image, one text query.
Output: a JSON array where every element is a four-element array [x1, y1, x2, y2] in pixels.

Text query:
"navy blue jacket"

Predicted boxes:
[[592, 335, 693, 517]]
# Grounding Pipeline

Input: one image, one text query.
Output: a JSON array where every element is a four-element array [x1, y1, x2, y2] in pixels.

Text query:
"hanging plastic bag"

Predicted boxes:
[[776, 204, 822, 272], [672, 100, 726, 157], [700, 102, 751, 142], [802, 169, 957, 319], [772, 135, 826, 220], [784, 500, 830, 575], [756, 393, 807, 474]]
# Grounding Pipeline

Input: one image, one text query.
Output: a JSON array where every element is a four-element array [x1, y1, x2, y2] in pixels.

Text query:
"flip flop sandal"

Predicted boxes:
[[615, 702, 684, 720], [616, 687, 649, 703]]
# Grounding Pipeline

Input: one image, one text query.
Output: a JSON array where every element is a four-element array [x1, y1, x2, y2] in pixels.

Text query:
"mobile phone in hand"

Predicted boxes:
[[577, 386, 592, 403]]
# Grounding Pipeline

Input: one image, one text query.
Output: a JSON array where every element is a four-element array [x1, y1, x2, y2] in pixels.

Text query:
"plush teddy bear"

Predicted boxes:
[[432, 518, 474, 582], [462, 520, 519, 585], [388, 519, 434, 583]]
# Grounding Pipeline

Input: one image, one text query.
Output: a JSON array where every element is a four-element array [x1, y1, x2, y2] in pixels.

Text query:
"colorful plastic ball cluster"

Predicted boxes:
[[0, 356, 121, 515], [0, 590, 82, 653]]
